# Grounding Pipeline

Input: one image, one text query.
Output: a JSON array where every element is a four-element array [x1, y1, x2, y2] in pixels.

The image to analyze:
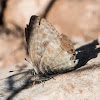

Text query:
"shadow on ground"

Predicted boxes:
[[6, 39, 100, 100], [75, 39, 100, 69]]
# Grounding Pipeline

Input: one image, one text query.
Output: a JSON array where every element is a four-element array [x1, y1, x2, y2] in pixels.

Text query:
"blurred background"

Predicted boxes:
[[0, 0, 100, 74]]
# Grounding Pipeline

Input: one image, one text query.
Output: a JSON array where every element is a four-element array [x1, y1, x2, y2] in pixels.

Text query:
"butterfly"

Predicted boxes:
[[25, 15, 78, 75]]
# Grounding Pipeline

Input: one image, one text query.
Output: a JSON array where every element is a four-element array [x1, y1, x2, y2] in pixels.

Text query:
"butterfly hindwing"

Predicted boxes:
[[39, 34, 78, 74]]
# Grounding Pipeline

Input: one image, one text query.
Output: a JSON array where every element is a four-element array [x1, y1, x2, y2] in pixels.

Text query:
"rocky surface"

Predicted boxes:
[[0, 27, 27, 69], [0, 39, 100, 100], [3, 0, 51, 30], [3, 0, 100, 40], [46, 0, 100, 41]]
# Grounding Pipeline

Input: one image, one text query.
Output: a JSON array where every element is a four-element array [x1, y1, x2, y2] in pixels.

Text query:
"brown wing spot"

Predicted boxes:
[[59, 34, 75, 60], [71, 49, 74, 52], [43, 41, 49, 47], [47, 47, 55, 54], [42, 33, 47, 38], [70, 55, 75, 60], [60, 34, 74, 53]]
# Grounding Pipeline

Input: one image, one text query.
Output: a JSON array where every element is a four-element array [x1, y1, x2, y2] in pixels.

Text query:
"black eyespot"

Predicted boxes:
[[74, 60, 76, 63], [73, 53, 76, 56]]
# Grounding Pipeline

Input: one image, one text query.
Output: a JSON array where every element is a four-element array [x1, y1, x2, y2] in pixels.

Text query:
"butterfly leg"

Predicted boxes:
[[43, 73, 55, 80], [30, 69, 37, 75]]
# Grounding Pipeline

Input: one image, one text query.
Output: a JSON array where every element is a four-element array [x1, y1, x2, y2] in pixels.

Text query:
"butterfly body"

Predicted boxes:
[[25, 15, 78, 75]]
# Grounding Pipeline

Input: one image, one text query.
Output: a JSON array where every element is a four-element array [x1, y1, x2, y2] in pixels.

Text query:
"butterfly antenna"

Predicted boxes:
[[25, 58, 33, 66], [9, 70, 14, 72], [9, 69, 21, 73]]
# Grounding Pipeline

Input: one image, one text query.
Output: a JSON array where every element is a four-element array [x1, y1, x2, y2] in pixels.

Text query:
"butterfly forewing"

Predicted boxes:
[[25, 15, 60, 74]]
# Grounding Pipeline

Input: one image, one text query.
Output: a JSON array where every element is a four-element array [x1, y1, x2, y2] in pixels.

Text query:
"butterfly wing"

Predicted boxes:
[[40, 34, 78, 74], [25, 15, 60, 74]]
